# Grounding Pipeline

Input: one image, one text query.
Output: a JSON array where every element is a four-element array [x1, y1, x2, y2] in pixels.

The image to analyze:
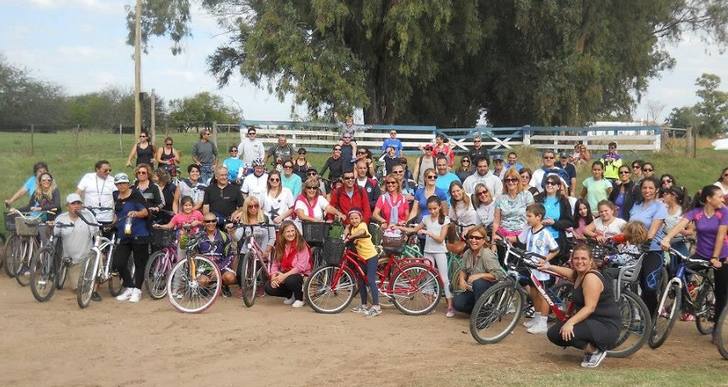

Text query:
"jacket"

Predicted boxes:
[[329, 185, 372, 223]]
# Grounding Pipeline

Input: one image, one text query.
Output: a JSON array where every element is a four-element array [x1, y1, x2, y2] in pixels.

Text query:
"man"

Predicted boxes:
[[529, 150, 570, 193], [382, 145, 400, 175], [504, 151, 524, 173], [381, 130, 403, 157], [203, 166, 244, 223], [434, 156, 460, 201], [491, 154, 506, 180], [463, 158, 503, 197], [54, 193, 99, 297], [329, 171, 372, 223], [599, 142, 623, 181], [191, 130, 218, 184], [392, 163, 416, 202], [267, 135, 295, 165], [413, 144, 436, 187], [238, 127, 266, 175], [281, 160, 302, 197], [354, 160, 380, 212], [240, 159, 268, 204], [468, 136, 490, 165], [76, 160, 116, 224], [557, 152, 577, 196]]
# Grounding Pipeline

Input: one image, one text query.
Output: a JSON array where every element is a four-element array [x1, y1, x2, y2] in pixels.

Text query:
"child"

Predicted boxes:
[[607, 221, 648, 266], [344, 208, 381, 317], [508, 203, 559, 334], [399, 196, 455, 317], [153, 196, 203, 234], [571, 199, 593, 239]]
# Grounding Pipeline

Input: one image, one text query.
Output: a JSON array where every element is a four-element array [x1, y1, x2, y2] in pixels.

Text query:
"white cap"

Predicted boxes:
[[66, 193, 83, 204]]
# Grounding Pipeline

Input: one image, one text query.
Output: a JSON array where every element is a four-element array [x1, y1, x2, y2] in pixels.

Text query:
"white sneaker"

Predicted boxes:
[[523, 313, 541, 328], [129, 288, 142, 303], [291, 300, 305, 308], [116, 287, 134, 301], [527, 321, 548, 335], [283, 296, 295, 305]]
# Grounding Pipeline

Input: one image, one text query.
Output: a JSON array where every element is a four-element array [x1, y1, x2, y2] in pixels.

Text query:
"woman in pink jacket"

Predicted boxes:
[[265, 220, 312, 308]]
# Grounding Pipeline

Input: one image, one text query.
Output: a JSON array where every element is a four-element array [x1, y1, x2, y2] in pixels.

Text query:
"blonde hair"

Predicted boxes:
[[34, 172, 57, 202], [502, 167, 525, 194], [623, 221, 648, 245], [242, 196, 265, 224]]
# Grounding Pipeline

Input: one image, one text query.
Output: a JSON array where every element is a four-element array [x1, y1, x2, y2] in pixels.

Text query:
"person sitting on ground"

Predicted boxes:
[[452, 226, 505, 314], [345, 209, 382, 317], [54, 194, 98, 295], [265, 221, 312, 308]]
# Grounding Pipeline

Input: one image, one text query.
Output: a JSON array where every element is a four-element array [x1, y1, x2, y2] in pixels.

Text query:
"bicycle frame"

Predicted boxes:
[[664, 248, 713, 312], [89, 230, 117, 283]]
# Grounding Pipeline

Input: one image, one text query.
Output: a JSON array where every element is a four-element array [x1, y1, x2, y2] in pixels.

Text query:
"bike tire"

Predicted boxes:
[[607, 289, 651, 358], [3, 234, 21, 278], [695, 279, 717, 335], [716, 303, 728, 360], [29, 247, 56, 302], [648, 281, 682, 349], [242, 252, 257, 308], [15, 237, 38, 287], [77, 254, 98, 309], [469, 281, 525, 345], [304, 265, 356, 314], [391, 264, 441, 316], [145, 251, 170, 299], [166, 255, 222, 313], [55, 261, 68, 290]]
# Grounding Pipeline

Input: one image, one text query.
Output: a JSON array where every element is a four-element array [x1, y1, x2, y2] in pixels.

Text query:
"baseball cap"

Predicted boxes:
[[65, 193, 82, 204], [424, 144, 433, 150], [114, 173, 130, 184], [493, 154, 503, 161], [559, 152, 569, 159]]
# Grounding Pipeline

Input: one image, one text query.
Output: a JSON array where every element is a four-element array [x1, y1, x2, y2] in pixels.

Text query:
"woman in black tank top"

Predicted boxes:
[[293, 147, 311, 180], [156, 136, 181, 177], [126, 131, 155, 167]]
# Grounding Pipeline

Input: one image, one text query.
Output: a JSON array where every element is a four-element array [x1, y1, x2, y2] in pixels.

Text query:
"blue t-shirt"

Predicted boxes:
[[629, 200, 668, 251], [382, 138, 403, 157], [223, 157, 244, 180], [435, 173, 461, 201], [414, 186, 448, 220], [23, 176, 36, 197], [114, 190, 150, 240], [543, 196, 561, 240]]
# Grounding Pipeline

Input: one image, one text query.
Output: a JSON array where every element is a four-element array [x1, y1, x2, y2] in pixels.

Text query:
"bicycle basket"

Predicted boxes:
[[302, 222, 330, 245], [4, 212, 17, 232], [152, 228, 176, 247], [15, 217, 40, 237], [323, 239, 346, 266], [381, 229, 406, 253]]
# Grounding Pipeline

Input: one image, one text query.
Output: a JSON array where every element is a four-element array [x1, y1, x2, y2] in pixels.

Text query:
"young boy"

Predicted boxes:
[[343, 208, 381, 317], [507, 203, 559, 334]]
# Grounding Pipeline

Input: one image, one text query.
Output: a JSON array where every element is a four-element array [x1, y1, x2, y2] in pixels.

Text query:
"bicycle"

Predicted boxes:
[[238, 223, 279, 307], [6, 209, 52, 287], [144, 226, 181, 299], [29, 221, 75, 302], [649, 247, 716, 349], [304, 237, 442, 315], [166, 229, 223, 313], [469, 239, 651, 358], [3, 210, 20, 277], [716, 301, 728, 359]]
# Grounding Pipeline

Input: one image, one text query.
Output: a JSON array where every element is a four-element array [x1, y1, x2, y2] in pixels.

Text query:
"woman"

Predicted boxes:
[[126, 131, 155, 167], [233, 196, 275, 265], [5, 161, 48, 206], [264, 170, 294, 224], [320, 145, 346, 182], [581, 161, 612, 216], [608, 165, 636, 220], [408, 168, 448, 223], [173, 164, 207, 213], [223, 146, 244, 183], [713, 167, 728, 201], [572, 199, 593, 240], [413, 145, 436, 188], [542, 244, 621, 368], [660, 186, 690, 260], [20, 171, 61, 221], [132, 163, 164, 213], [572, 143, 591, 165], [372, 174, 410, 229], [293, 148, 311, 181], [455, 156, 473, 181], [518, 167, 540, 197], [265, 221, 312, 308], [155, 136, 180, 179], [447, 181, 478, 254], [294, 177, 346, 225], [197, 212, 236, 292], [492, 168, 535, 249], [112, 173, 150, 303], [661, 184, 728, 342], [628, 177, 668, 316], [642, 162, 656, 179], [535, 175, 574, 263], [356, 147, 376, 178], [452, 226, 505, 314], [472, 183, 495, 228], [153, 168, 176, 224], [584, 200, 626, 242]]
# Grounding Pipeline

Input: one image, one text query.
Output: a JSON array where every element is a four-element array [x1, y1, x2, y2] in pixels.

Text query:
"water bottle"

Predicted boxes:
[[124, 217, 133, 236]]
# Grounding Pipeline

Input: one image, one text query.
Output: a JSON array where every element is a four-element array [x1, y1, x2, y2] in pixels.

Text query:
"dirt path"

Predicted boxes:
[[0, 276, 723, 386]]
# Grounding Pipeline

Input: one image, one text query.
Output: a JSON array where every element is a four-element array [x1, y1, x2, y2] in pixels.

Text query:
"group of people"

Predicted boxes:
[[5, 128, 728, 369]]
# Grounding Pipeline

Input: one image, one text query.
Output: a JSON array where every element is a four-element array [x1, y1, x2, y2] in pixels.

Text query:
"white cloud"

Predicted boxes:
[[26, 0, 126, 13]]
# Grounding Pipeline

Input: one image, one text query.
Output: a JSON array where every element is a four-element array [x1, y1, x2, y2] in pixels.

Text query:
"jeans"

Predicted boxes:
[[200, 164, 214, 185], [453, 278, 494, 314], [358, 257, 379, 305], [113, 240, 150, 289], [264, 274, 304, 301]]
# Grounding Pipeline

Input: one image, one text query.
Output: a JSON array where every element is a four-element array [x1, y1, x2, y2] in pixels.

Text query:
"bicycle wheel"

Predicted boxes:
[[447, 253, 464, 294], [391, 265, 441, 316], [716, 304, 728, 360], [311, 247, 324, 269], [3, 234, 21, 278], [15, 237, 38, 287], [695, 279, 716, 335], [166, 255, 222, 313], [77, 254, 98, 309], [648, 280, 682, 349], [55, 259, 68, 290], [607, 289, 651, 358], [30, 246, 56, 302], [469, 281, 524, 344], [145, 251, 170, 299], [241, 252, 257, 308], [304, 265, 356, 314]]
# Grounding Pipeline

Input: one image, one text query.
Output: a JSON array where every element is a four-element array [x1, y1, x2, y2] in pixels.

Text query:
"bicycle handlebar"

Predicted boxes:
[[668, 247, 713, 268]]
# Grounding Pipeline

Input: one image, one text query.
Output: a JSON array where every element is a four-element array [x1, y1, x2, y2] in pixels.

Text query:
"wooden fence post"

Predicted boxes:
[[119, 123, 123, 156], [522, 126, 530, 146], [212, 121, 218, 147], [654, 127, 661, 151]]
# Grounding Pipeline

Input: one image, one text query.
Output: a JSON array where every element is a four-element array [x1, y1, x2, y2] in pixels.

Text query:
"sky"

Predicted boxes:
[[1, 0, 727, 125]]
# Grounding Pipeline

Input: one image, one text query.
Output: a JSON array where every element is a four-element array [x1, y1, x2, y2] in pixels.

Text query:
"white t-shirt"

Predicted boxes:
[[264, 187, 294, 223], [448, 201, 479, 228], [294, 195, 329, 222], [76, 173, 117, 222], [54, 210, 98, 263], [237, 138, 266, 167], [422, 215, 450, 254], [593, 217, 627, 238], [463, 173, 503, 197], [241, 172, 269, 204], [518, 227, 559, 281], [476, 202, 495, 227]]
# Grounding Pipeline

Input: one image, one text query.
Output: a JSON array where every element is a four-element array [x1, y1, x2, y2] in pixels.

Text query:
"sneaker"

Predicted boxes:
[[526, 321, 548, 335], [283, 296, 296, 305], [116, 287, 134, 301], [351, 305, 369, 314], [291, 300, 305, 308], [523, 313, 540, 328], [446, 308, 455, 318], [129, 288, 142, 303], [366, 305, 382, 318], [91, 292, 102, 302], [580, 352, 592, 368], [222, 285, 232, 298], [582, 350, 607, 368]]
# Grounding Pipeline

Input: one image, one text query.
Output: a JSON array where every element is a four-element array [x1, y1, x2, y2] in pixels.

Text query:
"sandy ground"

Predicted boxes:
[[0, 275, 724, 387]]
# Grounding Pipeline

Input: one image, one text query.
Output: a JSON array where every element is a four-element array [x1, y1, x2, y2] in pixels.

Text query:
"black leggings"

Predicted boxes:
[[547, 320, 600, 351], [639, 251, 663, 316], [264, 274, 304, 301], [715, 265, 728, 322], [113, 241, 149, 289]]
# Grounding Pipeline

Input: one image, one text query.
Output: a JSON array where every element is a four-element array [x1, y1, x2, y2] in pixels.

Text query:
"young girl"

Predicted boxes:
[[266, 221, 312, 308], [154, 196, 203, 234], [400, 196, 454, 317], [343, 209, 381, 317], [571, 199, 593, 240], [581, 161, 612, 216], [608, 221, 648, 266], [584, 200, 626, 243]]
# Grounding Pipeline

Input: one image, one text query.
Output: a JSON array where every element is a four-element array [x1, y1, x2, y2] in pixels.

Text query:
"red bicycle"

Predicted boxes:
[[304, 241, 442, 315]]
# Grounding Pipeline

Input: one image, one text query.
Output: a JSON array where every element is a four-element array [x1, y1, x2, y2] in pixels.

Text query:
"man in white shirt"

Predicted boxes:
[[238, 127, 265, 175], [54, 193, 98, 295], [463, 158, 503, 197], [529, 150, 569, 194], [241, 159, 268, 204], [75, 160, 116, 223]]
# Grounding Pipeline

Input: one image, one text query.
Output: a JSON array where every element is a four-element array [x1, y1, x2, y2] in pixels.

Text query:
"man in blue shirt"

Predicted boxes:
[[434, 156, 460, 201], [381, 130, 403, 157], [504, 151, 524, 173]]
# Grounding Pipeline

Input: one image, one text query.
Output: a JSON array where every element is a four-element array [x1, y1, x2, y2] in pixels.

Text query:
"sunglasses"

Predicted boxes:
[[544, 181, 558, 186], [643, 168, 654, 172], [269, 178, 280, 182], [467, 235, 485, 241], [477, 191, 488, 196], [137, 171, 148, 175], [248, 132, 256, 136], [204, 220, 217, 224], [632, 165, 641, 169], [342, 176, 354, 180], [166, 143, 173, 146], [504, 178, 518, 183], [385, 181, 397, 185], [462, 160, 470, 163], [139, 135, 147, 138], [283, 165, 293, 169], [426, 175, 436, 180], [394, 170, 404, 174], [619, 170, 630, 175], [230, 149, 238, 152], [543, 156, 555, 160], [305, 186, 318, 190], [248, 204, 260, 209], [307, 172, 317, 176], [334, 148, 342, 151], [41, 178, 53, 182]]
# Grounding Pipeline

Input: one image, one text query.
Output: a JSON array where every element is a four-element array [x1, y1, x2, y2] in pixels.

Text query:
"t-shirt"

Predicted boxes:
[[518, 226, 559, 280], [684, 207, 728, 259], [192, 141, 217, 165], [463, 173, 503, 197], [170, 210, 204, 234], [264, 188, 294, 223], [414, 187, 448, 219], [237, 138, 265, 167], [435, 173, 461, 201], [476, 202, 495, 227], [422, 215, 449, 253], [593, 217, 626, 239], [350, 222, 377, 260], [203, 183, 244, 219], [494, 191, 534, 233], [281, 173, 302, 197], [178, 179, 207, 207], [294, 195, 329, 221], [582, 177, 612, 214], [114, 190, 150, 241], [449, 201, 478, 228], [77, 172, 117, 223], [543, 196, 561, 240], [23, 176, 36, 197], [629, 200, 668, 251], [382, 138, 403, 157], [223, 157, 244, 181], [241, 172, 269, 204], [53, 211, 98, 263]]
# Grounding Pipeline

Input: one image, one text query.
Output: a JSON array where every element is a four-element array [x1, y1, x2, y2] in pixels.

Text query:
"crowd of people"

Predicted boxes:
[[5, 125, 728, 369]]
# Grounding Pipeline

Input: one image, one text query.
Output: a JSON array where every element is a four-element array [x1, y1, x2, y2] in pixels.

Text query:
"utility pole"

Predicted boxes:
[[151, 88, 156, 145], [133, 0, 142, 139]]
